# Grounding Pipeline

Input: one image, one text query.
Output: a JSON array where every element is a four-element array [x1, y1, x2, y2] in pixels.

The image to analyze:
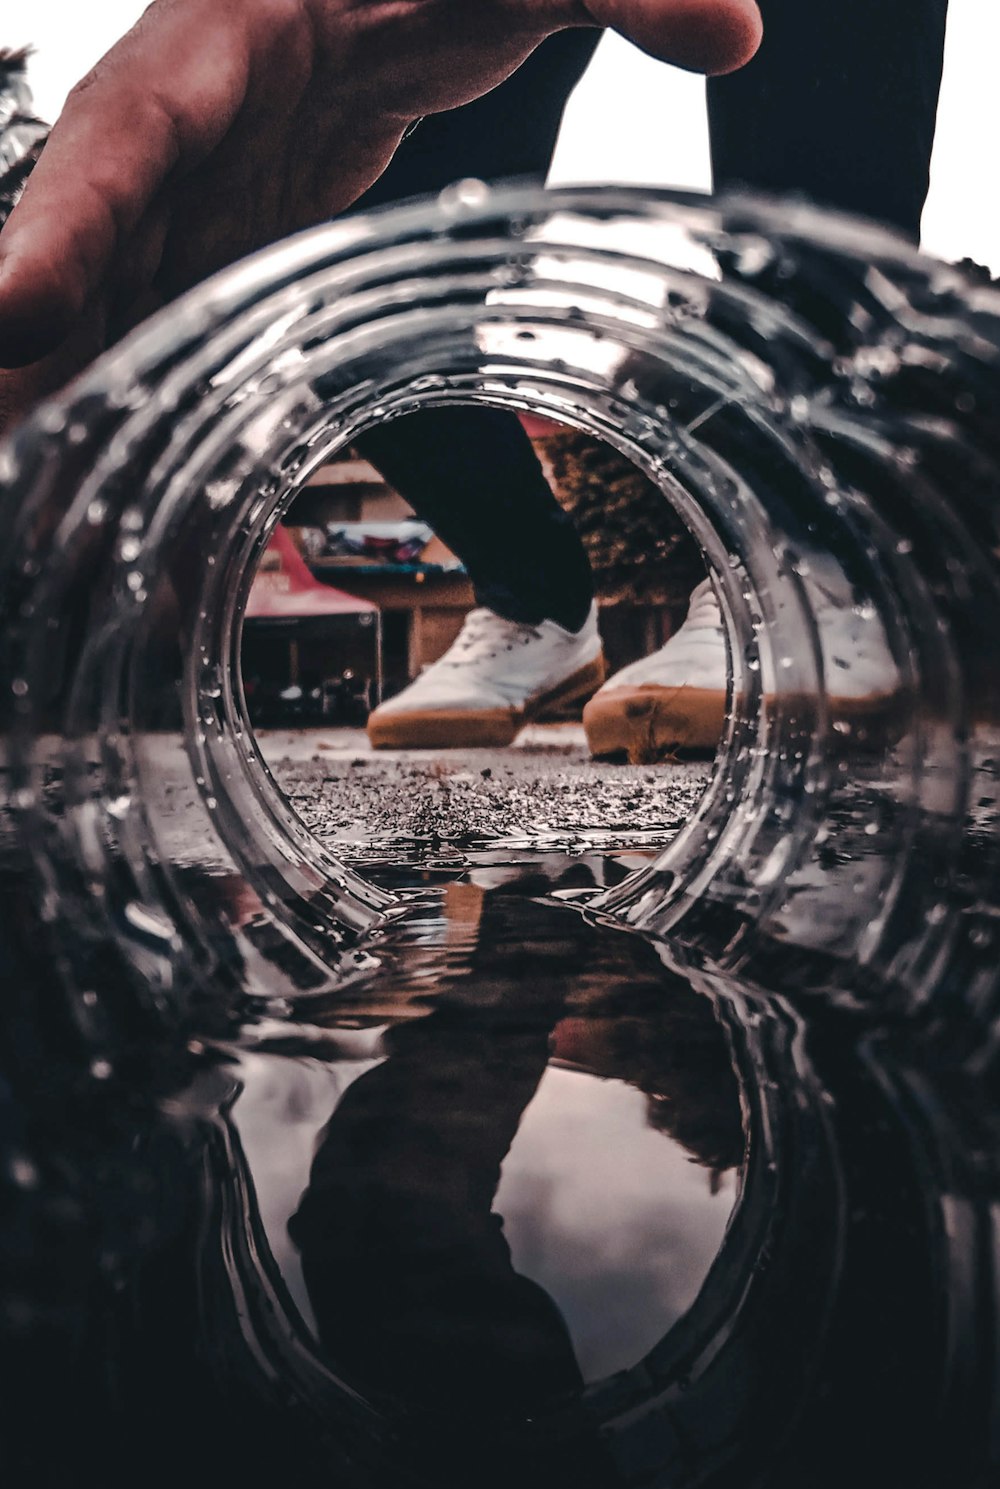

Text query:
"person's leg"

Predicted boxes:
[[706, 0, 950, 241], [361, 409, 594, 631], [354, 31, 601, 635], [582, 0, 951, 762]]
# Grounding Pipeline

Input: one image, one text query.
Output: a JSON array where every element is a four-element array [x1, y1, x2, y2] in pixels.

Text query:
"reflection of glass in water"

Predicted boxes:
[[231, 880, 742, 1411]]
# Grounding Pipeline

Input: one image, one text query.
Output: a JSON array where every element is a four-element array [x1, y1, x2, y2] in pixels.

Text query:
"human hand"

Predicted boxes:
[[0, 0, 761, 371]]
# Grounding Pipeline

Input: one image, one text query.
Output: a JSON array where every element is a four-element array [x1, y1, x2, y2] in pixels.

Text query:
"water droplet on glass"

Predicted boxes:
[[438, 178, 491, 215], [10, 1157, 39, 1190]]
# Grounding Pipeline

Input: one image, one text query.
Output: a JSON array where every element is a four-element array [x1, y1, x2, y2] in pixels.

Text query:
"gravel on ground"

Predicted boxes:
[[262, 724, 713, 862]]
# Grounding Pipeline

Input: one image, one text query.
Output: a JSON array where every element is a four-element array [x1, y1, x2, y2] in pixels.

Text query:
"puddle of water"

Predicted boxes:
[[0, 844, 997, 1489], [228, 870, 740, 1397], [3, 668, 998, 1487]]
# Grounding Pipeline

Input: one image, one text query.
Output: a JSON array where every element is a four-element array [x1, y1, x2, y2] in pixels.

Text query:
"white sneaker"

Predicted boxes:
[[583, 576, 902, 761], [367, 603, 605, 749], [584, 580, 727, 760]]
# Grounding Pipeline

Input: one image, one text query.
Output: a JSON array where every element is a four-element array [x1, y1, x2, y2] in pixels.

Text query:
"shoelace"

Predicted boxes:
[[433, 608, 543, 670]]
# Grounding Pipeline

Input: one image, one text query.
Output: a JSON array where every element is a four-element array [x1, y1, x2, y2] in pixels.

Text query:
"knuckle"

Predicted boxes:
[[251, 0, 317, 44], [64, 64, 104, 107]]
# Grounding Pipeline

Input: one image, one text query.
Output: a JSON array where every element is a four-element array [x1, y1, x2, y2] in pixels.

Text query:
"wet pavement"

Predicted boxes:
[[260, 725, 713, 862]]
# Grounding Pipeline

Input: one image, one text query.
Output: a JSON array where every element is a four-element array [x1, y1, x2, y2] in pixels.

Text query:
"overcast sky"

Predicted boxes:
[[11, 0, 1000, 272]]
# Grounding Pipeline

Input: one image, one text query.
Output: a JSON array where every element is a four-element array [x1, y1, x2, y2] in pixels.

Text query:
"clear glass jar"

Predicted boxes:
[[1, 183, 998, 1039]]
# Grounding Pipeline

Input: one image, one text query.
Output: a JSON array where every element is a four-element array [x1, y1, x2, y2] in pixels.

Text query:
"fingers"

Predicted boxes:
[[0, 0, 762, 373], [0, 4, 255, 367], [581, 0, 762, 74], [0, 300, 109, 438]]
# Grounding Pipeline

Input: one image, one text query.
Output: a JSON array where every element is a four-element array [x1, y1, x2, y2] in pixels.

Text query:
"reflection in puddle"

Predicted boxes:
[[2, 844, 998, 1487], [231, 874, 740, 1396]]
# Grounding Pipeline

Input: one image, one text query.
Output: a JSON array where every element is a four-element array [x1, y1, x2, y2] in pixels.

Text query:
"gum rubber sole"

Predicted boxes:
[[583, 685, 726, 763], [584, 684, 910, 763], [769, 688, 913, 753], [366, 652, 607, 750]]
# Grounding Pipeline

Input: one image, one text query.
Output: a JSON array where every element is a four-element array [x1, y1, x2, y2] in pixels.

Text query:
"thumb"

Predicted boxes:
[[582, 0, 762, 75]]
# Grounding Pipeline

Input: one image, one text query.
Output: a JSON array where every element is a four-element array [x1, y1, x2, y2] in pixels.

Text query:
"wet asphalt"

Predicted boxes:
[[262, 724, 712, 860]]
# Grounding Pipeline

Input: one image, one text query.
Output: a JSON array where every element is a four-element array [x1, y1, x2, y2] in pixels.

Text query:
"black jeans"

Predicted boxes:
[[355, 4, 949, 634], [709, 0, 949, 244], [354, 33, 601, 635]]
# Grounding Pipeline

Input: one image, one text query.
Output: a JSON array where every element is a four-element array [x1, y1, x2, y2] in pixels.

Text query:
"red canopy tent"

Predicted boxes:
[[243, 526, 382, 719], [246, 525, 378, 620]]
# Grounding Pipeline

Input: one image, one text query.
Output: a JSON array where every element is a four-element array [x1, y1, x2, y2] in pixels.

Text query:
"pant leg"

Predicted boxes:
[[707, 0, 950, 241], [360, 409, 595, 631], [352, 32, 601, 633]]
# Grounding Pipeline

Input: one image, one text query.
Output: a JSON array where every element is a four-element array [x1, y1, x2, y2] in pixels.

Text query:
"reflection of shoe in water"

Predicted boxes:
[[584, 579, 727, 762], [367, 603, 605, 749], [584, 576, 904, 763]]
